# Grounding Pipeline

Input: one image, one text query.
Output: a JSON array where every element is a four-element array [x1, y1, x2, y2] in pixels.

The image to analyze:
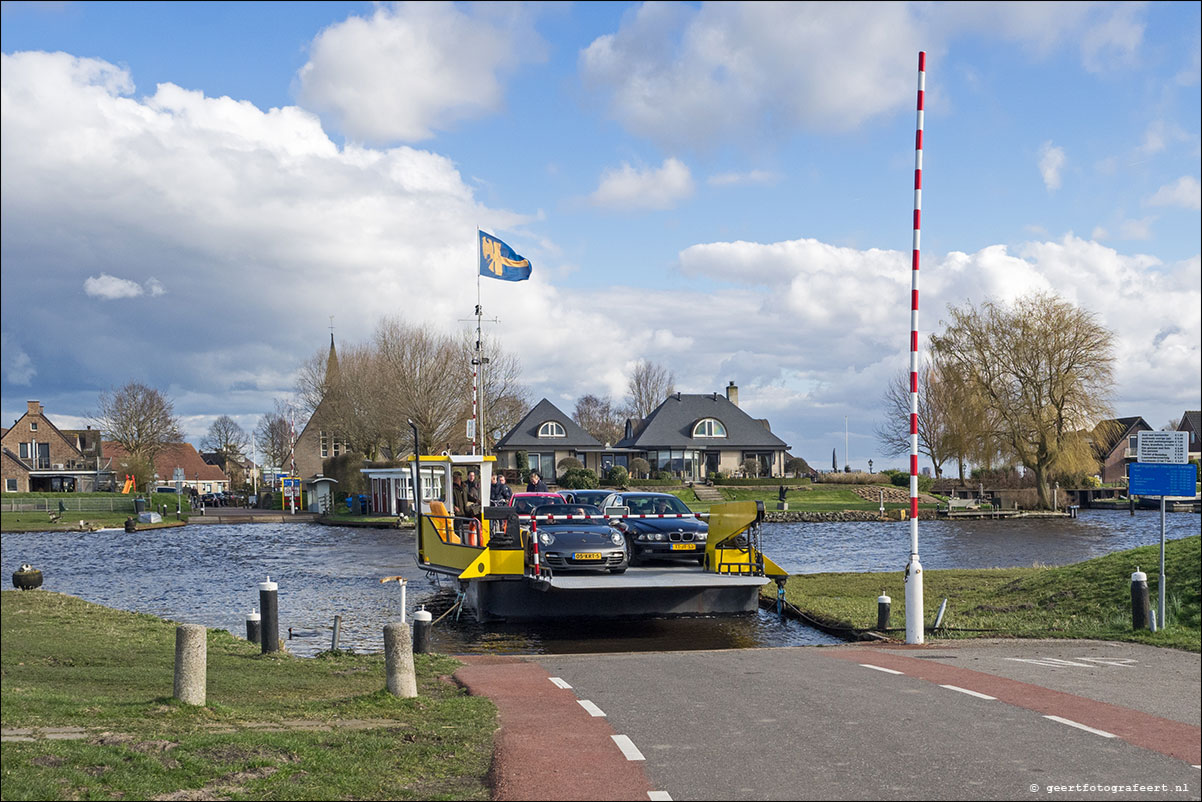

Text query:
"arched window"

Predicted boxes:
[[538, 421, 566, 438], [692, 418, 727, 438]]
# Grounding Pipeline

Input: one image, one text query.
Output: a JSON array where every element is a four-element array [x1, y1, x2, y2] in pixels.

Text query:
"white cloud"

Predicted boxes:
[[589, 158, 695, 210], [1038, 141, 1065, 191], [1119, 217, 1155, 240], [579, 3, 1150, 149], [84, 274, 145, 300], [296, 2, 545, 143], [707, 170, 781, 187], [1, 333, 36, 385], [146, 278, 167, 297], [1147, 176, 1202, 210]]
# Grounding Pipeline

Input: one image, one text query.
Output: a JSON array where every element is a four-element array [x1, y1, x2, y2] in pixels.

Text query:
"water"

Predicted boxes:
[[3, 509, 1195, 656]]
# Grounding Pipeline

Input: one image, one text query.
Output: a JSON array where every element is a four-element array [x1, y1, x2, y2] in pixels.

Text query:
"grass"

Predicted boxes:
[[0, 591, 495, 800], [772, 535, 1201, 652]]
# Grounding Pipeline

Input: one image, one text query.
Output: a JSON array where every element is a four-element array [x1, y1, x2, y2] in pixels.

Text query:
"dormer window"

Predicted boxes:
[[538, 421, 566, 438], [692, 418, 727, 438]]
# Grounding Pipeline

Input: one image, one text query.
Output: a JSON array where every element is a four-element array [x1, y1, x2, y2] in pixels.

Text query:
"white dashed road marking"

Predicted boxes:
[[548, 677, 572, 689], [939, 684, 997, 700], [612, 734, 646, 761], [648, 792, 673, 800], [859, 663, 904, 675], [1043, 715, 1117, 738], [578, 699, 606, 717]]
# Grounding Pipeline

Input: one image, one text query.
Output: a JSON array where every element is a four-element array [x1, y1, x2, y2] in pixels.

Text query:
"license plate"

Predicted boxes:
[[573, 552, 603, 560], [670, 543, 696, 551]]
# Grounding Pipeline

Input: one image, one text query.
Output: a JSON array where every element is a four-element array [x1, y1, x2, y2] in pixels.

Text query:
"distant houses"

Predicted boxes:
[[493, 382, 790, 483], [1, 401, 112, 492]]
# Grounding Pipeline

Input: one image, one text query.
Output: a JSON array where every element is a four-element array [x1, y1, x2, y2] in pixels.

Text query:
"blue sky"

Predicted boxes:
[[2, 1, 1199, 471]]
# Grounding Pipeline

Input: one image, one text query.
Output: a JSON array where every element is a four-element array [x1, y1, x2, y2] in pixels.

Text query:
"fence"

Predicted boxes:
[[1, 498, 139, 513]]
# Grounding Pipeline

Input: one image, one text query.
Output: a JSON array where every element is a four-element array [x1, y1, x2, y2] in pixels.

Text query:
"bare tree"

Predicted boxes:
[[459, 330, 529, 454], [255, 401, 295, 471], [624, 360, 674, 420], [92, 381, 182, 465], [573, 394, 623, 446], [931, 292, 1115, 508], [875, 360, 970, 479], [201, 415, 249, 462]]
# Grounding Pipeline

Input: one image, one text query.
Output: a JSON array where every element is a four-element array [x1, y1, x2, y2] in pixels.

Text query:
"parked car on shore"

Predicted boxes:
[[530, 503, 627, 574], [598, 491, 707, 566], [557, 489, 612, 507], [507, 492, 565, 516]]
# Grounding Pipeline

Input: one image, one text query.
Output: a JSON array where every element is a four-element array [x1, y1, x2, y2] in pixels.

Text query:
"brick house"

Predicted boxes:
[[1177, 410, 1201, 462], [1090, 416, 1153, 484], [1, 401, 113, 492], [104, 441, 229, 494], [293, 335, 352, 481]]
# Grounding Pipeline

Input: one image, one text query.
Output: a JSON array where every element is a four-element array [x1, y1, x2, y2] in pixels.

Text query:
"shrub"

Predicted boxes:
[[323, 453, 366, 494], [656, 470, 675, 481], [821, 471, 878, 484], [557, 456, 583, 473], [710, 470, 726, 482], [515, 451, 530, 484], [784, 457, 811, 476], [606, 465, 629, 486], [888, 472, 933, 493], [629, 458, 650, 479], [741, 458, 761, 478], [558, 467, 599, 489]]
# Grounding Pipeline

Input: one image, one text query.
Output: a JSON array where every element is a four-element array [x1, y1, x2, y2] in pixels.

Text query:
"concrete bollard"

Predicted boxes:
[[331, 614, 342, 651], [1131, 568, 1152, 631], [876, 593, 891, 631], [384, 622, 418, 698], [173, 624, 207, 705], [259, 577, 279, 653], [412, 607, 433, 654], [245, 609, 261, 645]]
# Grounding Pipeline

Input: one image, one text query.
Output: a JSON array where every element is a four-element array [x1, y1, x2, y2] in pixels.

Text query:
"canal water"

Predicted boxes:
[[3, 509, 1196, 657]]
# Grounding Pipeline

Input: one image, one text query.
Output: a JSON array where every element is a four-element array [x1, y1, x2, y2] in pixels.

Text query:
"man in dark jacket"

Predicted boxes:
[[452, 472, 468, 519], [526, 471, 548, 493]]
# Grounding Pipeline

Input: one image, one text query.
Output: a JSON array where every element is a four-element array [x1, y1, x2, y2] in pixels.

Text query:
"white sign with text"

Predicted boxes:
[[1136, 430, 1188, 464]]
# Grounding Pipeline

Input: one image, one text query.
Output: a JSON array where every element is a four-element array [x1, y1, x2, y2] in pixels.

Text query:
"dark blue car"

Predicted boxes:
[[598, 492, 707, 566]]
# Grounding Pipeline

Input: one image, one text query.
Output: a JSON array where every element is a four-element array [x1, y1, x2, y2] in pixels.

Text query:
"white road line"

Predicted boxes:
[[939, 684, 996, 700], [548, 677, 572, 689], [578, 699, 606, 717], [1043, 715, 1117, 738], [612, 734, 646, 761], [648, 792, 673, 801], [859, 663, 904, 675]]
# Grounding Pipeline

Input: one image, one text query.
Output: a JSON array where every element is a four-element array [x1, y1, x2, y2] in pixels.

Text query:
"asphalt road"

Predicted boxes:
[[531, 640, 1200, 801]]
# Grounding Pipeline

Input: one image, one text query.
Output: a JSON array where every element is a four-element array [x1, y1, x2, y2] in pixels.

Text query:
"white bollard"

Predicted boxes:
[[905, 557, 924, 644], [384, 622, 418, 698], [173, 624, 207, 705]]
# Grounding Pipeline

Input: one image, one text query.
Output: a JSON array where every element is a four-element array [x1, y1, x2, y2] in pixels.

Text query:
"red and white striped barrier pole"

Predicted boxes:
[[905, 51, 926, 645], [529, 519, 541, 578]]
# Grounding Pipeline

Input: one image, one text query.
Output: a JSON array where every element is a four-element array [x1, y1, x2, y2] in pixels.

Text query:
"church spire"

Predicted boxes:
[[325, 332, 340, 392]]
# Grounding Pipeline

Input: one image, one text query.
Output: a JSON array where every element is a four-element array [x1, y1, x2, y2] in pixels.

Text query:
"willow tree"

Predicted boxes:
[[930, 292, 1115, 508]]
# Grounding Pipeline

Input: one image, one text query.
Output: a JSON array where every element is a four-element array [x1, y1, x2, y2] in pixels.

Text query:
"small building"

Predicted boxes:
[[1091, 416, 1153, 484], [1, 401, 114, 492]]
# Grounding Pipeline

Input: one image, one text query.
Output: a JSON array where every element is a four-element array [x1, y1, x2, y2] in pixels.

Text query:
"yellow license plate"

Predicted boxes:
[[671, 543, 696, 550], [573, 552, 603, 560]]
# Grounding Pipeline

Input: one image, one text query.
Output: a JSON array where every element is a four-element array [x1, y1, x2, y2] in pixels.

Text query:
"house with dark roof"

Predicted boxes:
[[1177, 411, 1201, 462], [104, 440, 229, 494], [493, 383, 791, 484], [1090, 416, 1153, 484], [614, 382, 789, 481], [493, 398, 603, 482], [1, 401, 113, 492]]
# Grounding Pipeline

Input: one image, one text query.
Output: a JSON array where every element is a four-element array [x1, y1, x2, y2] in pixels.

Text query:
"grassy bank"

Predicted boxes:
[[665, 484, 939, 513], [774, 535, 1201, 652], [1, 511, 188, 533], [0, 592, 495, 800]]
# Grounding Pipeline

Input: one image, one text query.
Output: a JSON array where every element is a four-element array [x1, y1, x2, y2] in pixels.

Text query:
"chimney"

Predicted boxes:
[[726, 382, 739, 407], [27, 401, 41, 415]]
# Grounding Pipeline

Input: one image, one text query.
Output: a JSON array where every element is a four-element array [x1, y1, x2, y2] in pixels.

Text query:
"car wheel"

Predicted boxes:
[[627, 553, 642, 567]]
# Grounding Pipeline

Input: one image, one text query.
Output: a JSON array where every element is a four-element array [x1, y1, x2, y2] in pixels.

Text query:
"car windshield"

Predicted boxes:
[[625, 495, 690, 515], [512, 496, 564, 514], [535, 504, 602, 519]]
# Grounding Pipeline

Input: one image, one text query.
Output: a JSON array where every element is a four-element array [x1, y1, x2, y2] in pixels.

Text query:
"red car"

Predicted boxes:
[[507, 492, 565, 516]]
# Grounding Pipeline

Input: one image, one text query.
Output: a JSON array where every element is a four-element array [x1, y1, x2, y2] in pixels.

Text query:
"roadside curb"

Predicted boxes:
[[454, 655, 655, 801]]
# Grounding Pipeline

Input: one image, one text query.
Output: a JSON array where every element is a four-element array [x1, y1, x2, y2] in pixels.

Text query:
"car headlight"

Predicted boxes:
[[539, 532, 554, 546], [653, 532, 664, 541], [696, 532, 707, 542], [611, 532, 624, 546]]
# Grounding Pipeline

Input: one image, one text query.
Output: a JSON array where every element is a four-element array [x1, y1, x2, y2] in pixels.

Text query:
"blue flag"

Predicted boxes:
[[479, 231, 532, 282]]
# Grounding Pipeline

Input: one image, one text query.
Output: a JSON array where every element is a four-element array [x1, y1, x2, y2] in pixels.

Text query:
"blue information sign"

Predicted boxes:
[[1128, 463, 1197, 497]]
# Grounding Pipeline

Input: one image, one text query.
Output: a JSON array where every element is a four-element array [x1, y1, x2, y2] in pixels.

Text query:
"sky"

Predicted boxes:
[[2, 1, 1199, 473]]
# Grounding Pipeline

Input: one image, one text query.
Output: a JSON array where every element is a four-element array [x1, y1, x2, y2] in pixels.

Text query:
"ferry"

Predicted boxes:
[[398, 453, 788, 622]]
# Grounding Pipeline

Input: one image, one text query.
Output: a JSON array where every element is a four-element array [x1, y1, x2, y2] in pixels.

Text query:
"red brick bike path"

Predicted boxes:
[[454, 655, 655, 802], [826, 648, 1201, 765]]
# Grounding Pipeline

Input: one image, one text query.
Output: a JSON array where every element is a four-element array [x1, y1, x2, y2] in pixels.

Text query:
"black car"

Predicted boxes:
[[557, 489, 612, 507], [599, 492, 707, 565], [530, 504, 628, 574]]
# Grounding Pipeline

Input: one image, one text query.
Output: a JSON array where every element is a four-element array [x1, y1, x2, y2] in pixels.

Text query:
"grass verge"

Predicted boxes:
[[665, 485, 938, 513], [1, 591, 495, 800], [771, 535, 1201, 652]]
